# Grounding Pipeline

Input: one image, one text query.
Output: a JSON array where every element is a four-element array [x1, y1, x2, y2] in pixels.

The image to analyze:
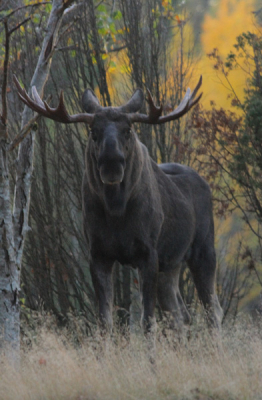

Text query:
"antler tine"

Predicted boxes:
[[32, 85, 45, 108], [190, 92, 203, 108], [129, 75, 202, 125], [57, 90, 72, 119], [158, 75, 202, 124], [40, 92, 68, 122], [189, 75, 202, 105], [13, 74, 94, 125], [19, 87, 47, 116], [14, 75, 36, 110], [146, 89, 163, 122], [170, 87, 191, 115], [14, 75, 59, 118]]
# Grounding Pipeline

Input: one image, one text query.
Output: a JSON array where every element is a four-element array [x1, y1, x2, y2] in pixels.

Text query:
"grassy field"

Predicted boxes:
[[1, 319, 262, 400]]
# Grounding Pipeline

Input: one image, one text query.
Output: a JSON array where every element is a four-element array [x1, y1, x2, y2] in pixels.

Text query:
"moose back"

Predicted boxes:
[[14, 75, 223, 333]]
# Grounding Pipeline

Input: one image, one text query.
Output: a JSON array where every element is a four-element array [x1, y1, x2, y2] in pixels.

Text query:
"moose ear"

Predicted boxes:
[[120, 89, 144, 113], [82, 89, 101, 113]]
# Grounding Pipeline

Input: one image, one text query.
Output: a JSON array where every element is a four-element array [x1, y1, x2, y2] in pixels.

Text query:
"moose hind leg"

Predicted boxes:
[[188, 241, 223, 330], [157, 269, 191, 333]]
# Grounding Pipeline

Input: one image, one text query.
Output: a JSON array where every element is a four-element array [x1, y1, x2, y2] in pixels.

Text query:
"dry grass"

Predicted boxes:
[[1, 319, 262, 400]]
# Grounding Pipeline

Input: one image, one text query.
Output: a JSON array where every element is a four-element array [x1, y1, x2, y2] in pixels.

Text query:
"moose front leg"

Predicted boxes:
[[90, 259, 114, 332], [139, 250, 159, 335]]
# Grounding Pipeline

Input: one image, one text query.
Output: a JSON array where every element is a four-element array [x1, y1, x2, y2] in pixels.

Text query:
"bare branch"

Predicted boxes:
[[0, 2, 52, 23], [1, 19, 9, 130], [7, 114, 40, 152], [9, 16, 31, 35]]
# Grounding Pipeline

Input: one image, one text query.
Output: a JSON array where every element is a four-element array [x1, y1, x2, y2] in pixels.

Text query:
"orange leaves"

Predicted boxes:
[[175, 15, 182, 24]]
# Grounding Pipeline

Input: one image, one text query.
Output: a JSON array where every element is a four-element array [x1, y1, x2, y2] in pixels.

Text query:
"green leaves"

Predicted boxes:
[[96, 4, 122, 38], [112, 10, 122, 21]]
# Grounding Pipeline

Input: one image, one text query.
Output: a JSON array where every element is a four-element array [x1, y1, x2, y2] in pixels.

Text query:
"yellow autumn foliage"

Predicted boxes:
[[198, 0, 262, 307], [107, 0, 257, 111], [200, 0, 256, 109]]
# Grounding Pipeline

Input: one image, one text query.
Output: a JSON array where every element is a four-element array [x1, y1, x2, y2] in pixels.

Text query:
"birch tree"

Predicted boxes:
[[0, 0, 75, 363]]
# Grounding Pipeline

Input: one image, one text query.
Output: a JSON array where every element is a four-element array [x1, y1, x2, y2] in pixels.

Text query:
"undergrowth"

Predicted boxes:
[[1, 315, 262, 400]]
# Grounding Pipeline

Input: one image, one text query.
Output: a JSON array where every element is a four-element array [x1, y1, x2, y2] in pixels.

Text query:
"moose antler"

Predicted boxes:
[[14, 75, 202, 126], [13, 75, 94, 125], [129, 76, 202, 124]]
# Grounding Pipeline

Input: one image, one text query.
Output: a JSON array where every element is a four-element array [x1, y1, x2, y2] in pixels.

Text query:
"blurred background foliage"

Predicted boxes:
[[1, 0, 262, 333]]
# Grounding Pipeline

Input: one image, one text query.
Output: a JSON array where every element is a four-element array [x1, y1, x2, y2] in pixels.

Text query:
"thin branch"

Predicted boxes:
[[1, 14, 34, 136], [7, 114, 40, 152], [0, 2, 51, 23], [9, 16, 31, 35], [1, 19, 9, 129], [252, 7, 262, 15]]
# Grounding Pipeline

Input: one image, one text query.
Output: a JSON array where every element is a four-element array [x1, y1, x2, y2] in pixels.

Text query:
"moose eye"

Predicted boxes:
[[90, 129, 98, 142], [125, 128, 131, 139]]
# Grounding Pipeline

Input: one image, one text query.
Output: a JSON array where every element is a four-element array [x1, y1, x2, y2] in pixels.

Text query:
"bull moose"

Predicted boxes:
[[14, 75, 223, 334]]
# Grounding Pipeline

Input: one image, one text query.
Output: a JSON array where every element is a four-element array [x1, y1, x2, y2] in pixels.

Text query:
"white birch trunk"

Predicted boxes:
[[0, 0, 75, 364], [0, 128, 19, 363]]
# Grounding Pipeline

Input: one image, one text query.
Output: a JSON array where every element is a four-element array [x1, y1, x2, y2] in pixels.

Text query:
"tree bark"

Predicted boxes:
[[0, 133, 19, 363], [0, 0, 75, 364]]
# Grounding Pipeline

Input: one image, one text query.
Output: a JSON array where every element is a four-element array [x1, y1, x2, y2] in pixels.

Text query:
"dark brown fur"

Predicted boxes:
[[82, 104, 223, 333]]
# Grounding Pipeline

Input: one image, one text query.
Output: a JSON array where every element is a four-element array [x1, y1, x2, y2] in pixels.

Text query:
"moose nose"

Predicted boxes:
[[97, 136, 125, 168], [98, 151, 125, 168]]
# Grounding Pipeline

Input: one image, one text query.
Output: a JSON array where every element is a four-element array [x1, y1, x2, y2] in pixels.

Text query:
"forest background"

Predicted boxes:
[[0, 0, 262, 345]]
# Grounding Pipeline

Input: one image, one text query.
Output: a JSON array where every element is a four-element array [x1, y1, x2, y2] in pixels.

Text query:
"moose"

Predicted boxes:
[[14, 75, 223, 335]]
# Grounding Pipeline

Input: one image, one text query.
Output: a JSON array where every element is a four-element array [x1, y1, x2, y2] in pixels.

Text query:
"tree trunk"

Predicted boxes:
[[0, 0, 75, 364], [0, 134, 19, 363]]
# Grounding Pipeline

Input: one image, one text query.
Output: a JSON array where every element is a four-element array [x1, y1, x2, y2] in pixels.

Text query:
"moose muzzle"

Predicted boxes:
[[98, 135, 126, 185]]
